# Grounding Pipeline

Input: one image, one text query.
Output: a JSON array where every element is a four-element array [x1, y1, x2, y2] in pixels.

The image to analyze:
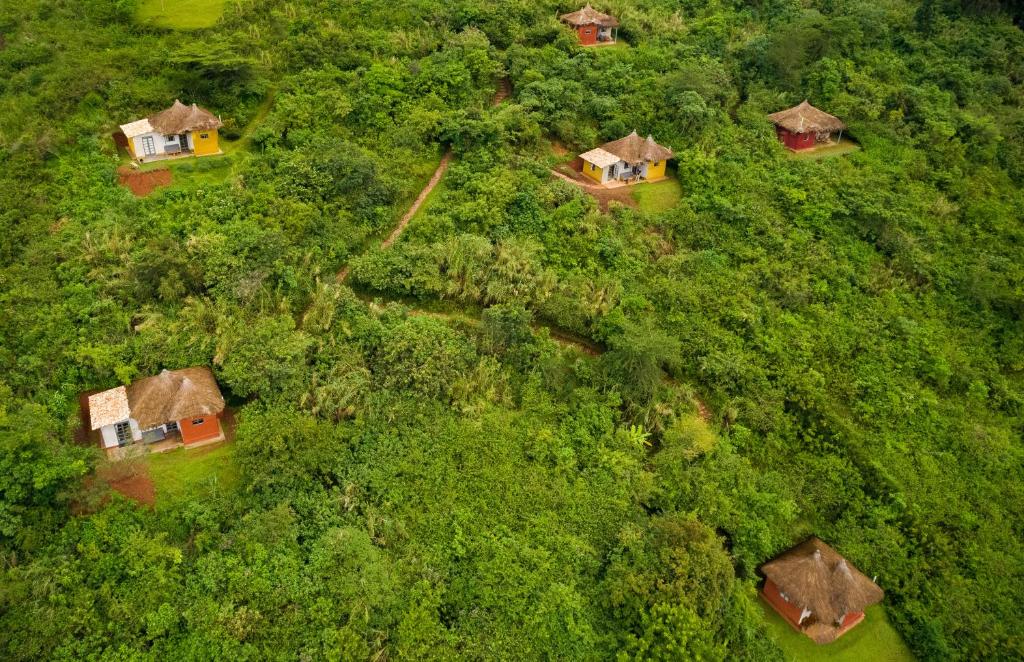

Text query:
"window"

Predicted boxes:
[[590, 163, 597, 171], [653, 161, 660, 166], [192, 418, 205, 425], [200, 133, 209, 139], [114, 421, 132, 445], [585, 29, 592, 34], [166, 421, 179, 432]]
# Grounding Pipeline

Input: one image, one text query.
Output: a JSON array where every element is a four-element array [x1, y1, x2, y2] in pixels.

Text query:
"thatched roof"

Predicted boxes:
[[560, 4, 619, 27], [126, 367, 225, 429], [89, 386, 131, 429], [768, 101, 845, 134], [762, 537, 883, 627], [599, 130, 673, 164], [148, 100, 222, 134]]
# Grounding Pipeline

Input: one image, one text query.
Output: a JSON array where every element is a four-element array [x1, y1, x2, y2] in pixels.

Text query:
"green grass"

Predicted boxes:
[[135, 0, 227, 30], [631, 176, 683, 213], [593, 40, 630, 52], [147, 442, 239, 509], [787, 137, 861, 161], [758, 599, 915, 662]]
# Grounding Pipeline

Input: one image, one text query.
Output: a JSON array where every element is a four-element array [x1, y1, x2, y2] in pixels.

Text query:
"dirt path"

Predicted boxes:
[[492, 77, 512, 106], [335, 151, 452, 283], [337, 79, 512, 283], [695, 396, 713, 424], [550, 168, 637, 211], [384, 151, 452, 249]]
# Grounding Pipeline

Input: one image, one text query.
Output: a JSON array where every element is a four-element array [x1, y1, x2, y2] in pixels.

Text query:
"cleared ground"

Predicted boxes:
[[147, 442, 239, 509], [135, 0, 227, 29], [631, 176, 683, 213], [788, 137, 861, 161], [758, 599, 914, 662]]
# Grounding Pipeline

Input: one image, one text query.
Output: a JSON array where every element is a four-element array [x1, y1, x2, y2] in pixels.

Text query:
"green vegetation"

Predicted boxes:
[[2, 0, 1024, 659], [135, 0, 227, 30], [147, 442, 239, 508], [787, 138, 862, 161], [631, 176, 683, 212], [758, 602, 915, 662]]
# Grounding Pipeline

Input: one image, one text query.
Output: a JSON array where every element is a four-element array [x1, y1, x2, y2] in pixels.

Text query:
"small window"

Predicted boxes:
[[192, 418, 205, 425], [590, 163, 596, 171], [200, 133, 209, 139], [653, 161, 660, 166], [114, 421, 132, 445], [585, 29, 592, 34]]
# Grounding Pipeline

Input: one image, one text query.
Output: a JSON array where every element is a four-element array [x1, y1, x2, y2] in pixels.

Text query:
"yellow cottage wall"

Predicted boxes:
[[191, 129, 221, 156], [646, 159, 667, 180], [582, 160, 604, 183]]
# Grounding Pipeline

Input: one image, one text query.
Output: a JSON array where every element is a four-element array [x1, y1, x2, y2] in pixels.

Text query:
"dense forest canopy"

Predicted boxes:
[[1, 0, 1023, 659]]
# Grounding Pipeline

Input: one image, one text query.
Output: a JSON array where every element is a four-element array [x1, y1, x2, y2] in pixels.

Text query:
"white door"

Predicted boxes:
[[140, 135, 156, 156]]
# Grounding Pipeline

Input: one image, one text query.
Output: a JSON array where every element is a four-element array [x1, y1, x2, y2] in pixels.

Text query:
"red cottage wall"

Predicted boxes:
[[576, 25, 598, 45], [841, 610, 864, 629], [179, 413, 221, 445], [776, 127, 816, 150], [761, 579, 806, 630]]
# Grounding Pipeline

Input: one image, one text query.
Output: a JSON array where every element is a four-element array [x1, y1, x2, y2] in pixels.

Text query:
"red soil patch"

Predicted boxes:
[[550, 167, 637, 212], [73, 461, 155, 514], [107, 471, 156, 506], [118, 166, 172, 197], [74, 390, 102, 447]]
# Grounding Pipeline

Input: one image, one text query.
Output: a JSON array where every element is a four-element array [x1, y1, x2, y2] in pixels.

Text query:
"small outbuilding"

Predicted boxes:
[[118, 100, 223, 163], [560, 4, 619, 46], [760, 537, 884, 644], [578, 130, 673, 186], [768, 101, 846, 151], [89, 367, 226, 455]]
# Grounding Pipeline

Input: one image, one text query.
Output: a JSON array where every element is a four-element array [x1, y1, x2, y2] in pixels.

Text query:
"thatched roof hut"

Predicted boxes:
[[761, 537, 883, 643], [148, 100, 223, 134], [599, 130, 673, 164], [126, 367, 225, 429], [767, 101, 845, 134], [560, 4, 619, 27]]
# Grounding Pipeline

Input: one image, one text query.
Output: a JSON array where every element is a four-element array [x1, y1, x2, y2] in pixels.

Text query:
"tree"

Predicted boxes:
[[217, 313, 312, 400]]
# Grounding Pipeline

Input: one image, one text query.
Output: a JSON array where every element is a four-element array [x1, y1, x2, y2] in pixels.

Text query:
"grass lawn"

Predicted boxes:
[[758, 599, 915, 662], [593, 40, 630, 52], [788, 137, 861, 161], [632, 177, 683, 213], [147, 442, 239, 509], [136, 0, 227, 29]]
